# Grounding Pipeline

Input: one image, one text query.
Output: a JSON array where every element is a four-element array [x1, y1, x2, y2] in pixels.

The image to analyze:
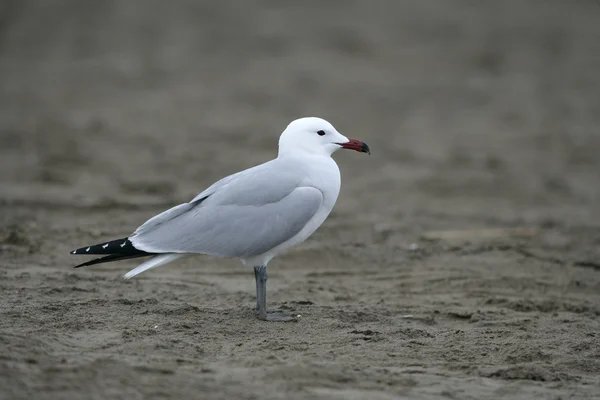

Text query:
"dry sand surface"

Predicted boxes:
[[1, 1, 600, 399]]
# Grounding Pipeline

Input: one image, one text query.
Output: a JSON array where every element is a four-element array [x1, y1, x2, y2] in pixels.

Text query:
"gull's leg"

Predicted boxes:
[[254, 266, 279, 312], [253, 265, 296, 322], [254, 266, 260, 311]]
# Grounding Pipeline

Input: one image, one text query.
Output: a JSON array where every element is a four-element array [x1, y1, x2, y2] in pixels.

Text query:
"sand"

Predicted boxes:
[[1, 1, 600, 399]]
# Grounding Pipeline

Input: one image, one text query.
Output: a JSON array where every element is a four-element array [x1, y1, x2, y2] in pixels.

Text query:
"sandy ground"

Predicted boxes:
[[1, 1, 600, 399]]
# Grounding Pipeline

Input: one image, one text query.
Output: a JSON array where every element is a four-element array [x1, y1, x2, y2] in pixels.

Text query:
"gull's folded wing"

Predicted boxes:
[[130, 159, 323, 258], [131, 186, 322, 258], [133, 160, 297, 236]]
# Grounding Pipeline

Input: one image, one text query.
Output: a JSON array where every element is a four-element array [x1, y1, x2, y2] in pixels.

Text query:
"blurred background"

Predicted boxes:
[[1, 1, 599, 399], [2, 0, 599, 216]]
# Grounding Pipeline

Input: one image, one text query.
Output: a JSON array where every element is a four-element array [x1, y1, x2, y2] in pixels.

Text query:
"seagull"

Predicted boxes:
[[71, 117, 370, 321]]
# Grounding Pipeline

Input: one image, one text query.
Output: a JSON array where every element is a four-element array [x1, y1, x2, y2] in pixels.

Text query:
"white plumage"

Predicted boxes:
[[72, 117, 370, 321]]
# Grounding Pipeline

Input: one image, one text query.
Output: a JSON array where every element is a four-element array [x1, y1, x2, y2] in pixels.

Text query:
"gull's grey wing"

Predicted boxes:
[[133, 159, 300, 236], [197, 159, 306, 207], [130, 186, 323, 258]]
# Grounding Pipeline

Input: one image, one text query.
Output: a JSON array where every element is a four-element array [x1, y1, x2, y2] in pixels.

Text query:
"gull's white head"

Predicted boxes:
[[278, 117, 370, 157]]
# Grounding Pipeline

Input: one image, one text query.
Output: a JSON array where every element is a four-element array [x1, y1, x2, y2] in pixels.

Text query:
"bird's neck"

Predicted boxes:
[[277, 147, 332, 159]]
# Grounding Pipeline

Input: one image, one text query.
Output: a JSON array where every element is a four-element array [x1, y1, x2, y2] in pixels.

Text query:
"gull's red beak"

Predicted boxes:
[[336, 138, 371, 154]]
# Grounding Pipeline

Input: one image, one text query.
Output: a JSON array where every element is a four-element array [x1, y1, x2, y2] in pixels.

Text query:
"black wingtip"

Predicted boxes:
[[70, 238, 147, 256], [73, 253, 151, 268], [70, 237, 154, 268]]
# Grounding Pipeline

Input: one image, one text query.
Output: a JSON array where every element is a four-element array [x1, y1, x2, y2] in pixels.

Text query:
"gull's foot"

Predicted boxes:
[[257, 309, 298, 322]]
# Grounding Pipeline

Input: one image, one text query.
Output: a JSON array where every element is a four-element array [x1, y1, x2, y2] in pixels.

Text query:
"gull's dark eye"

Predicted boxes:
[[317, 130, 326, 136]]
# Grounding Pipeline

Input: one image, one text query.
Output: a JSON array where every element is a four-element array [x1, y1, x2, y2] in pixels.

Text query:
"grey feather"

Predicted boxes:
[[192, 160, 303, 206], [134, 161, 291, 236], [130, 159, 323, 258]]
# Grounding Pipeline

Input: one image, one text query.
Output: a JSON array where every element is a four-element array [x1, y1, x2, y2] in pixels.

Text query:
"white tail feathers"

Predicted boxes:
[[123, 253, 184, 279]]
